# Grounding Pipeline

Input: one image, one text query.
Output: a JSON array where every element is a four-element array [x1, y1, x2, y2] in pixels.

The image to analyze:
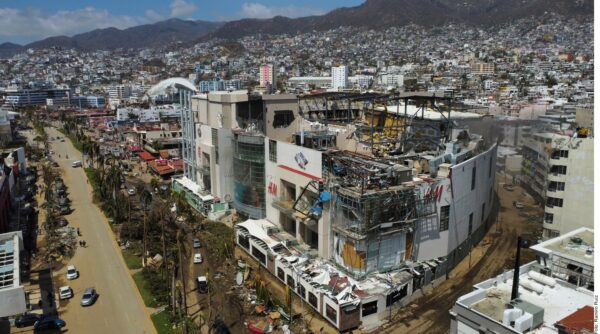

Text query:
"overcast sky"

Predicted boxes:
[[0, 0, 364, 44]]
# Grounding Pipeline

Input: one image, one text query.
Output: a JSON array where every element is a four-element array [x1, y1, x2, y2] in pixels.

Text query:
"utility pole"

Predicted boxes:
[[511, 236, 530, 301], [511, 236, 522, 301]]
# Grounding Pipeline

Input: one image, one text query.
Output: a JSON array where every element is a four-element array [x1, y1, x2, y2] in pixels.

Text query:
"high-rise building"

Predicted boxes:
[[331, 65, 348, 90], [3, 87, 69, 108], [520, 131, 593, 238], [259, 64, 276, 88], [107, 85, 132, 100]]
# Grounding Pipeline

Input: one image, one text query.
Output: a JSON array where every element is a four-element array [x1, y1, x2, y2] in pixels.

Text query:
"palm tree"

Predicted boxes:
[[138, 185, 152, 266], [104, 160, 123, 202], [176, 229, 189, 321]]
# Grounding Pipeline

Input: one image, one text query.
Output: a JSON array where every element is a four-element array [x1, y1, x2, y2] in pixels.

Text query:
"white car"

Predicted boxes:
[[127, 188, 136, 196], [193, 253, 203, 264], [66, 265, 78, 280], [59, 286, 73, 300]]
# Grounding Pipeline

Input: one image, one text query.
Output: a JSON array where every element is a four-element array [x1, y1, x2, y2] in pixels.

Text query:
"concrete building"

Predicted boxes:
[[71, 95, 105, 109], [542, 134, 593, 238], [575, 107, 593, 129], [378, 73, 404, 88], [331, 66, 349, 90], [198, 78, 243, 92], [0, 231, 26, 317], [0, 110, 11, 145], [259, 64, 276, 88], [107, 85, 132, 100], [520, 131, 593, 238], [287, 76, 332, 90], [3, 87, 69, 108], [349, 75, 373, 89], [181, 91, 500, 332], [470, 62, 495, 75], [450, 261, 593, 334], [116, 105, 181, 122], [450, 229, 594, 334], [0, 176, 9, 233], [530, 227, 593, 290]]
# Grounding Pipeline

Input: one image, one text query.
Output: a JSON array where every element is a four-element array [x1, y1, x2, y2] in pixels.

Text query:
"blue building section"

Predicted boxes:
[[71, 96, 106, 109]]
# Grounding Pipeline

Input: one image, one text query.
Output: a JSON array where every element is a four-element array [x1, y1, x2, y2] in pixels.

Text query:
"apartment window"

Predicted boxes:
[[471, 167, 477, 190], [544, 212, 554, 224], [238, 234, 249, 249], [362, 301, 378, 317], [273, 110, 295, 128], [297, 284, 306, 299], [439, 205, 450, 231], [308, 292, 318, 308], [269, 140, 277, 162], [548, 181, 565, 191], [287, 275, 295, 288], [386, 285, 408, 306], [468, 213, 473, 235], [277, 268, 285, 281], [551, 150, 569, 159], [251, 247, 266, 265], [546, 197, 563, 208], [546, 229, 560, 238], [550, 165, 567, 175], [326, 305, 337, 322]]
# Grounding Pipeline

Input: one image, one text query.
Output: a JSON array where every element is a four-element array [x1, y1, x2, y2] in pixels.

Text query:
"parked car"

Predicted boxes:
[[66, 265, 78, 280], [197, 276, 208, 293], [57, 218, 69, 227], [127, 188, 136, 196], [192, 238, 201, 248], [193, 253, 203, 264], [514, 201, 524, 209], [33, 317, 66, 330], [59, 206, 71, 215], [80, 287, 98, 306], [59, 286, 73, 300], [14, 313, 41, 328]]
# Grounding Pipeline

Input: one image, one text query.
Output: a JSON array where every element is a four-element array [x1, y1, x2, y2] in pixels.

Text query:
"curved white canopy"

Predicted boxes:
[[147, 77, 198, 96]]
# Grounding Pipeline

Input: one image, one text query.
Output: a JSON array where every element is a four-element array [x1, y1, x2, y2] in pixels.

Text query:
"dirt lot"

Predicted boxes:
[[381, 173, 543, 334]]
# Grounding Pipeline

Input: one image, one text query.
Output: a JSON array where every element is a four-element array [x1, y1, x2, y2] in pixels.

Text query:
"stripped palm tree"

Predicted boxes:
[[138, 185, 153, 266]]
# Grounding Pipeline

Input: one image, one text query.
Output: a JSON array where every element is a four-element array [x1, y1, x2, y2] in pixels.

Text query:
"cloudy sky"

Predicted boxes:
[[0, 0, 363, 44]]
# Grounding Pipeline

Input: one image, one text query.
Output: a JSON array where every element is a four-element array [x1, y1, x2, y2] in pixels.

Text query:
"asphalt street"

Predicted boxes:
[[43, 127, 156, 334]]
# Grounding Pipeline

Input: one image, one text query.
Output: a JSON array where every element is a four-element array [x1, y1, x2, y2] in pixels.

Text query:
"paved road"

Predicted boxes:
[[44, 127, 156, 334]]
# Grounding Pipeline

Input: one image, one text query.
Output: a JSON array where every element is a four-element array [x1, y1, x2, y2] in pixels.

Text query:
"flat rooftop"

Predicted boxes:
[[458, 261, 594, 333], [531, 227, 594, 267]]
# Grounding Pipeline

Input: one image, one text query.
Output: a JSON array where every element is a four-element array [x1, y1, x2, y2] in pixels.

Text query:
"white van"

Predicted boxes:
[[71, 160, 82, 168]]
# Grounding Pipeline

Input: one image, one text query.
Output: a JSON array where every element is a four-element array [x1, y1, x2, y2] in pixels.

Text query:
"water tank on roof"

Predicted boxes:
[[528, 271, 556, 287], [520, 279, 544, 294]]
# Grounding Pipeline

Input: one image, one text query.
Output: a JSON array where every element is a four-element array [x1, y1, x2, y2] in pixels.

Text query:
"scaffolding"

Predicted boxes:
[[298, 91, 454, 156]]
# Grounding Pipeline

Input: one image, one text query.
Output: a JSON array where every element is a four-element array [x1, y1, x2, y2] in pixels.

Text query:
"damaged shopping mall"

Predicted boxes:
[[169, 82, 499, 332]]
